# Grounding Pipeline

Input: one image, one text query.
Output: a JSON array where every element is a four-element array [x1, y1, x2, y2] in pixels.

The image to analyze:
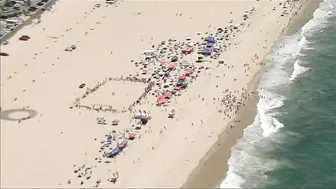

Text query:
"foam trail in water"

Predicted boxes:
[[290, 60, 310, 81]]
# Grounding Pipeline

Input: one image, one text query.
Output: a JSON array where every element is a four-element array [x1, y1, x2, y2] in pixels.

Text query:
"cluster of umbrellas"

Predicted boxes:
[[69, 11, 255, 185]]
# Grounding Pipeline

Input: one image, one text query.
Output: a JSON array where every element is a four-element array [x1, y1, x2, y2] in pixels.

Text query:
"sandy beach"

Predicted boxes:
[[0, 0, 319, 188]]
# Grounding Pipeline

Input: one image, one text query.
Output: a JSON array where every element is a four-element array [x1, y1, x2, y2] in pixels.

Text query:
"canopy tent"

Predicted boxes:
[[118, 140, 128, 150], [107, 148, 120, 158], [200, 47, 212, 56], [206, 42, 214, 48], [144, 50, 157, 58], [205, 35, 215, 43]]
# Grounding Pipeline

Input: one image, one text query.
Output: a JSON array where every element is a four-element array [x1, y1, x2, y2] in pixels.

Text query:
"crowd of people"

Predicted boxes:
[[67, 5, 260, 187]]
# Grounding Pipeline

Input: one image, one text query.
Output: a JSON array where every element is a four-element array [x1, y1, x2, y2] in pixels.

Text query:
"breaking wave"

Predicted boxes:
[[220, 0, 335, 188]]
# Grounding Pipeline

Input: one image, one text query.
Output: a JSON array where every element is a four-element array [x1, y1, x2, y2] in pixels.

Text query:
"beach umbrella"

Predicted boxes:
[[142, 69, 148, 74], [129, 133, 136, 140], [186, 68, 194, 76], [112, 119, 119, 125], [179, 74, 186, 81], [164, 92, 172, 99], [161, 61, 167, 65], [168, 64, 176, 70], [157, 95, 166, 105], [174, 86, 181, 91]]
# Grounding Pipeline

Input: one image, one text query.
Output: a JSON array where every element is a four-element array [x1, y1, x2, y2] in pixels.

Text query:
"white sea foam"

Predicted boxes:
[[220, 1, 336, 188], [290, 60, 310, 81]]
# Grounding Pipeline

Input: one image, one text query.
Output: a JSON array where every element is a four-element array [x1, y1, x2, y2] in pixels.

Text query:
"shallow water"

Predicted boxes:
[[221, 0, 336, 188]]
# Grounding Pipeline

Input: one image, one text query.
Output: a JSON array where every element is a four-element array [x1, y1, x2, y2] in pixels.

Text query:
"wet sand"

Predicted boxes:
[[182, 0, 323, 188], [0, 0, 320, 188]]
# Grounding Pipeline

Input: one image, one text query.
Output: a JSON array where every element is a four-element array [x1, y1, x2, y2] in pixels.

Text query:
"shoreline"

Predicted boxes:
[[181, 0, 323, 188], [0, 0, 323, 187]]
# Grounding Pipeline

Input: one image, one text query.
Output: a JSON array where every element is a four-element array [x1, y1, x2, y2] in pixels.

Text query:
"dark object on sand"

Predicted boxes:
[[79, 83, 86, 88], [171, 56, 178, 62], [140, 117, 148, 125], [0, 52, 9, 56], [19, 35, 30, 41]]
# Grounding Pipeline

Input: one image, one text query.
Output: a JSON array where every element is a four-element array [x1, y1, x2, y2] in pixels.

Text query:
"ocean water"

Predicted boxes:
[[221, 0, 336, 188]]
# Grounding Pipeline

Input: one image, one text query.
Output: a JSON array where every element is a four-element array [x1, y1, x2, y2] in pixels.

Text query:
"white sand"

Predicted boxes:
[[1, 0, 305, 187]]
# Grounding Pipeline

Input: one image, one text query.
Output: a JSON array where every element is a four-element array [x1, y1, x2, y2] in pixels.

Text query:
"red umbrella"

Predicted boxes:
[[164, 92, 172, 98], [157, 99, 166, 105], [157, 96, 166, 105], [168, 64, 176, 69], [186, 68, 194, 76], [179, 74, 186, 80], [112, 119, 119, 125], [161, 61, 167, 65], [22, 35, 30, 39], [174, 86, 181, 91], [142, 69, 148, 74], [129, 133, 136, 139]]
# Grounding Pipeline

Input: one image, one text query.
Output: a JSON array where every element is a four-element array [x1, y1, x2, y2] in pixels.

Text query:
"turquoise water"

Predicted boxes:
[[221, 0, 336, 188]]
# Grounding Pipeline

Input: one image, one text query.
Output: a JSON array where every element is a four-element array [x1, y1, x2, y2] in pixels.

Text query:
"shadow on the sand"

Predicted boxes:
[[0, 109, 38, 121]]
